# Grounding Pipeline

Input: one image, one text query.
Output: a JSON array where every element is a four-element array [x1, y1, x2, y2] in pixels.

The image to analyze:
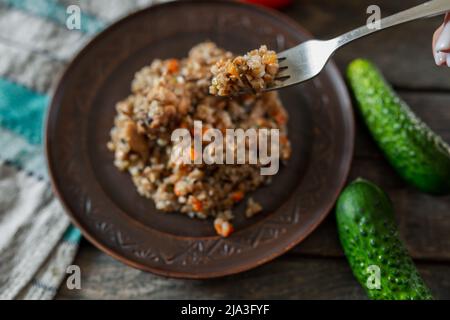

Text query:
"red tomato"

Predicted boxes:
[[243, 0, 292, 9]]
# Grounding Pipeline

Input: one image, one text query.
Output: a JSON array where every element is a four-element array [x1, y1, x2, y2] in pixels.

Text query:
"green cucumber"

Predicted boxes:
[[336, 178, 433, 300], [347, 59, 450, 195]]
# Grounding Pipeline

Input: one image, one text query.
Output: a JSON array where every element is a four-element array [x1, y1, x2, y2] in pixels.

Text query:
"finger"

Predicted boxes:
[[433, 14, 450, 66], [436, 13, 450, 53], [433, 23, 444, 51], [433, 23, 447, 65]]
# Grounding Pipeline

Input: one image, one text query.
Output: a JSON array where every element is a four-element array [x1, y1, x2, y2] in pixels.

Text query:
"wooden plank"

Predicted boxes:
[[402, 93, 450, 132], [284, 0, 450, 90], [56, 244, 450, 300]]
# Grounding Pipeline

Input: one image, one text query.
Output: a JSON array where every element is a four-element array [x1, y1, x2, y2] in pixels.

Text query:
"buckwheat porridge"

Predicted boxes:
[[210, 45, 279, 96], [108, 42, 291, 237]]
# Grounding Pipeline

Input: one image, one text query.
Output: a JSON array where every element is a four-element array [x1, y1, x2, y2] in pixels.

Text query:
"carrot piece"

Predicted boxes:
[[262, 52, 277, 65], [226, 63, 239, 78], [190, 147, 196, 162], [192, 197, 203, 212], [167, 59, 179, 74], [275, 112, 287, 125], [231, 191, 244, 202], [214, 219, 234, 237], [179, 121, 189, 129], [174, 185, 182, 197], [202, 126, 210, 136]]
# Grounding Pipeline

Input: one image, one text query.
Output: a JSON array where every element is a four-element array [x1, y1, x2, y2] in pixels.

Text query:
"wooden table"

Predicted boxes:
[[56, 0, 450, 299]]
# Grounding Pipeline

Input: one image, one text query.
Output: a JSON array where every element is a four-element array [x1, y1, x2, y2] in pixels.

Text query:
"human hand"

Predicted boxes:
[[433, 13, 450, 66]]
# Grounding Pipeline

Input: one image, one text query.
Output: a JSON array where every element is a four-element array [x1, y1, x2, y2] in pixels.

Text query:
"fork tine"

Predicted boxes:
[[274, 75, 291, 82], [274, 64, 290, 80]]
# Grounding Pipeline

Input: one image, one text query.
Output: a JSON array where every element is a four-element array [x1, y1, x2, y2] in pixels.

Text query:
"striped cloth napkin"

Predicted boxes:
[[0, 0, 168, 300]]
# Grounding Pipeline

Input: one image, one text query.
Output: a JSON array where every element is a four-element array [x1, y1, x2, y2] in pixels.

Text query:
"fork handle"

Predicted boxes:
[[334, 0, 450, 48]]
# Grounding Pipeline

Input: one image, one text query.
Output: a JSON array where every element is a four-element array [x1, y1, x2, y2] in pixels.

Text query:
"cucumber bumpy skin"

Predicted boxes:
[[347, 59, 450, 195], [336, 179, 433, 300]]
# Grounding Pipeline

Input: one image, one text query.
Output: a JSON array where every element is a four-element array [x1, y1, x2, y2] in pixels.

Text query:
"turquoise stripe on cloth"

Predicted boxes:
[[0, 127, 47, 178], [0, 0, 105, 249], [0, 0, 105, 35], [62, 225, 81, 245], [0, 78, 48, 145]]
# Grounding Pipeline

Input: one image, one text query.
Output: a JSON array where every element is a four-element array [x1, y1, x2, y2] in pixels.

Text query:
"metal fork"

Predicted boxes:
[[271, 0, 450, 91]]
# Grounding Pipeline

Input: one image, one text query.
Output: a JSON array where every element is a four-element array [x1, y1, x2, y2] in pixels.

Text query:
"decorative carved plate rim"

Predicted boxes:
[[45, 0, 355, 279]]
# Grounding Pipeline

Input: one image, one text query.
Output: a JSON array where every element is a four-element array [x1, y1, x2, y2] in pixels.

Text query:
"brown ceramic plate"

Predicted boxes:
[[46, 0, 354, 279]]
